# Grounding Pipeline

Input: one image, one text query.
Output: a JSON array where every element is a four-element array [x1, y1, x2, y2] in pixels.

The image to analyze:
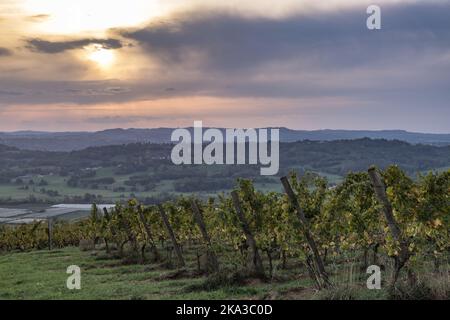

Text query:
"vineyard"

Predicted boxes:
[[1, 166, 449, 299]]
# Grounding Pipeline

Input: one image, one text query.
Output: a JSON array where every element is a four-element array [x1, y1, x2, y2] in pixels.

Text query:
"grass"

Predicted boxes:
[[0, 247, 313, 300], [1, 246, 448, 300]]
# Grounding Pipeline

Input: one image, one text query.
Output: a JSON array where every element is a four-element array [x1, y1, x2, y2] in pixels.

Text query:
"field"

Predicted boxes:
[[0, 166, 285, 204], [0, 204, 115, 224], [0, 246, 393, 300]]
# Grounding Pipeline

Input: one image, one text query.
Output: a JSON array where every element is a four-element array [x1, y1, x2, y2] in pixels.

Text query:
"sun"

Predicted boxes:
[[87, 46, 115, 67]]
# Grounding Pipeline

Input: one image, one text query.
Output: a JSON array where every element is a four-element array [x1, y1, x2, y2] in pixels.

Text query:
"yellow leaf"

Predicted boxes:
[[433, 219, 443, 228]]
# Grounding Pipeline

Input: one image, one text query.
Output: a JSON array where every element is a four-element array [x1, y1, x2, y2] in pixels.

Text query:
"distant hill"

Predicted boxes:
[[0, 128, 449, 151], [279, 129, 450, 145], [0, 138, 448, 177], [0, 138, 448, 204]]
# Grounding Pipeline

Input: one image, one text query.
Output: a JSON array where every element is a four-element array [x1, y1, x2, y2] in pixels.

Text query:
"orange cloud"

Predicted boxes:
[[0, 95, 362, 131]]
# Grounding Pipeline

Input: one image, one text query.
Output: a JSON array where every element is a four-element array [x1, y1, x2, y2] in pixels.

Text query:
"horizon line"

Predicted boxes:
[[1, 127, 450, 135]]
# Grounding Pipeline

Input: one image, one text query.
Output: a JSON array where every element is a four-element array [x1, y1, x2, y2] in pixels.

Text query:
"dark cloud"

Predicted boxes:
[[0, 47, 12, 56], [0, 80, 117, 104], [0, 90, 22, 96], [121, 2, 450, 71], [25, 38, 123, 54]]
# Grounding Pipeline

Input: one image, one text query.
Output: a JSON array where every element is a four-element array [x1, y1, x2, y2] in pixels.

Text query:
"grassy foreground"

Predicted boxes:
[[0, 246, 394, 300], [0, 247, 313, 300]]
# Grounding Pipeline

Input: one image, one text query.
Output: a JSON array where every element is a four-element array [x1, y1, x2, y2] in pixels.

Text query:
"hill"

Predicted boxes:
[[0, 139, 448, 204], [0, 128, 449, 151]]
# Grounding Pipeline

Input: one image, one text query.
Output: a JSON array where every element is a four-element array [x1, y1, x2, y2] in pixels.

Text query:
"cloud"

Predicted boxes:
[[0, 90, 22, 96], [1, 1, 450, 132], [0, 47, 12, 56], [0, 79, 138, 104], [120, 2, 450, 72], [26, 14, 51, 22], [25, 38, 123, 54], [84, 115, 163, 124]]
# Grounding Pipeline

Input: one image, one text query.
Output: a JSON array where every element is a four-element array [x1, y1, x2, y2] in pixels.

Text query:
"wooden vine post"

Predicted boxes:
[[280, 176, 331, 289], [368, 166, 410, 286], [101, 207, 111, 253], [47, 218, 53, 251], [231, 191, 265, 278], [191, 199, 219, 273], [137, 206, 160, 262], [158, 204, 185, 268], [102, 207, 110, 220]]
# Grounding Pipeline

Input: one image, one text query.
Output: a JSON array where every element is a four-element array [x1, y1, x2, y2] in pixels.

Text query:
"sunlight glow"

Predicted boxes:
[[23, 0, 163, 35], [87, 46, 115, 67]]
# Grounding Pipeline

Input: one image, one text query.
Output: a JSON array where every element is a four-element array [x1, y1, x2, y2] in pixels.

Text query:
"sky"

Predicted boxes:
[[0, 0, 449, 133]]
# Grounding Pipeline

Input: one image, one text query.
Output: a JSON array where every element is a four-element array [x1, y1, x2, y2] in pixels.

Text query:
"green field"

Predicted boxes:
[[0, 246, 397, 300], [0, 166, 287, 204], [0, 247, 315, 300]]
